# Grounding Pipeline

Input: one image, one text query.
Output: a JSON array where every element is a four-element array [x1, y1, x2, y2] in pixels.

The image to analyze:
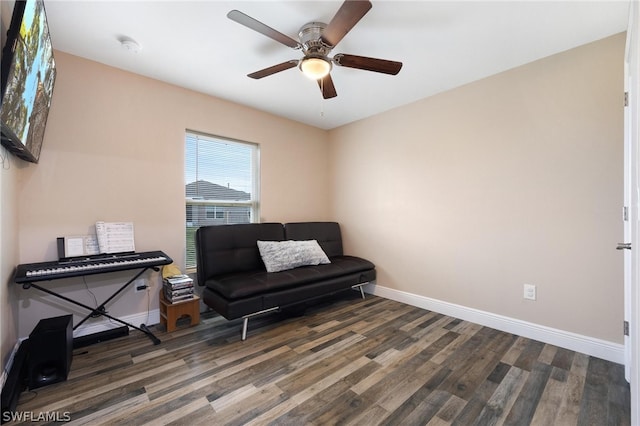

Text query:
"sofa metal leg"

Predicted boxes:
[[352, 283, 368, 299], [240, 307, 280, 341], [241, 318, 249, 341]]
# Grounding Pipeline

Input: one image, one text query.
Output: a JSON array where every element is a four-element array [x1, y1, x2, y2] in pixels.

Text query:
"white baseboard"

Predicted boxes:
[[73, 309, 160, 338], [23, 286, 622, 362], [364, 283, 624, 364]]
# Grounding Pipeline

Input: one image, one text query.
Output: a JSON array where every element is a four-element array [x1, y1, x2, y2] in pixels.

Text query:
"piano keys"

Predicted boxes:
[[14, 250, 172, 283]]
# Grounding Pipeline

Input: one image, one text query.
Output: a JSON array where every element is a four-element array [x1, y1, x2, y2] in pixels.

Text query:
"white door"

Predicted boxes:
[[623, 2, 639, 423], [623, 38, 633, 383]]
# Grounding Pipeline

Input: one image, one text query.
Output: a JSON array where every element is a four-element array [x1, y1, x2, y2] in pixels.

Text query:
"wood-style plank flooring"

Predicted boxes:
[[9, 293, 630, 425]]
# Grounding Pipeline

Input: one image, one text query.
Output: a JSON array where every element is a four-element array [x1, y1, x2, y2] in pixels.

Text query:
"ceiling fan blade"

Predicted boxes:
[[228, 10, 301, 49], [248, 61, 298, 79], [320, 0, 372, 47], [317, 74, 337, 99], [333, 54, 402, 75]]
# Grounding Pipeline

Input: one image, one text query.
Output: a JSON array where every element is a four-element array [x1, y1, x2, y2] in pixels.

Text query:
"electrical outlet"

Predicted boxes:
[[134, 278, 148, 293], [523, 284, 536, 301]]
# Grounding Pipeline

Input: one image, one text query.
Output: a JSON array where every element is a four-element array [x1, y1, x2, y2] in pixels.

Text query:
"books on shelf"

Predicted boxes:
[[164, 289, 194, 303], [164, 274, 192, 288], [163, 274, 194, 303]]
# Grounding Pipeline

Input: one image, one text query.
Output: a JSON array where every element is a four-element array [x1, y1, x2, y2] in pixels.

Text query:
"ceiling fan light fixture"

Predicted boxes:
[[300, 57, 332, 80]]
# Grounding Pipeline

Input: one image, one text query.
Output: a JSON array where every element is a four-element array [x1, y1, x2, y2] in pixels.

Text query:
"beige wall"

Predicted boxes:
[[0, 152, 20, 374], [14, 51, 331, 337], [0, 0, 20, 378], [329, 33, 625, 343], [1, 29, 625, 351]]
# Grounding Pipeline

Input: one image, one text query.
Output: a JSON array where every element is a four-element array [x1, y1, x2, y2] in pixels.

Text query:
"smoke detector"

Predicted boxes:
[[119, 37, 141, 54]]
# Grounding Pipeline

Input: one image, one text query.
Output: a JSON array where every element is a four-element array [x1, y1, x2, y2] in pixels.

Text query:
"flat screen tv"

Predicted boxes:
[[0, 0, 56, 163]]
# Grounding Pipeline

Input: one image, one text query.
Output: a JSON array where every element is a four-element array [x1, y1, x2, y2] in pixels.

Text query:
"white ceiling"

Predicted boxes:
[[42, 0, 629, 130]]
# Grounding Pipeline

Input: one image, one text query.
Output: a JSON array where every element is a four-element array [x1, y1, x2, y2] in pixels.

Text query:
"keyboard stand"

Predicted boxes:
[[16, 252, 172, 346]]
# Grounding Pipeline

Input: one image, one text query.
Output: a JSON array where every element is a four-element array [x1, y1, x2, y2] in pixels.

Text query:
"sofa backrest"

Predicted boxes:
[[196, 223, 284, 285], [284, 222, 343, 258]]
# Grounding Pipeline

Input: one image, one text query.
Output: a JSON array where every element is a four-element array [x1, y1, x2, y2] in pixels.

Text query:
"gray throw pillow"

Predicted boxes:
[[257, 240, 331, 273]]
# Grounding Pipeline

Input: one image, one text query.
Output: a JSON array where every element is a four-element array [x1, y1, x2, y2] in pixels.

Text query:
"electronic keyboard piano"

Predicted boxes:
[[15, 250, 171, 283], [15, 250, 173, 345]]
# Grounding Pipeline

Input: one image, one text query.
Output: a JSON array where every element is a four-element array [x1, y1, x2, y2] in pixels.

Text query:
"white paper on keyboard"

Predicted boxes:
[[95, 221, 135, 254]]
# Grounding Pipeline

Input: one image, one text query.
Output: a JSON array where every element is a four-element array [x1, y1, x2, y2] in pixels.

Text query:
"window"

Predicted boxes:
[[185, 131, 260, 270], [205, 206, 226, 220]]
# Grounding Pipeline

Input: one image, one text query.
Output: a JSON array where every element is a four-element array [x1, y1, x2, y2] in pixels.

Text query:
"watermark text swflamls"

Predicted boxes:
[[2, 411, 71, 422]]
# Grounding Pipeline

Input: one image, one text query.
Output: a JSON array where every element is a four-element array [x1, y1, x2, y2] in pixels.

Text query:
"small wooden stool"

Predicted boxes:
[[159, 292, 200, 332]]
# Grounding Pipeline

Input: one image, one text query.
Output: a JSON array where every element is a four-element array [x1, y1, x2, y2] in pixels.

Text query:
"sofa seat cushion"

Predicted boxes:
[[204, 255, 375, 300]]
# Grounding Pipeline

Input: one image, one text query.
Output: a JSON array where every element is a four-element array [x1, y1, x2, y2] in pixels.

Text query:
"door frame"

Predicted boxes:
[[624, 1, 639, 423]]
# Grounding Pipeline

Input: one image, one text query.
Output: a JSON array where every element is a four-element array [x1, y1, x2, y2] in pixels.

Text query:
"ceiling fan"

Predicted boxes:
[[227, 0, 403, 99]]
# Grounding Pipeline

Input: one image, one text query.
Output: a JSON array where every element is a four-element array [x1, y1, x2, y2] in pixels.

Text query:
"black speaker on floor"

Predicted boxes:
[[27, 315, 73, 390]]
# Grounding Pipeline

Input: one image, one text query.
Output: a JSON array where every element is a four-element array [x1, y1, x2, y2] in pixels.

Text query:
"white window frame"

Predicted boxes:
[[185, 131, 260, 271]]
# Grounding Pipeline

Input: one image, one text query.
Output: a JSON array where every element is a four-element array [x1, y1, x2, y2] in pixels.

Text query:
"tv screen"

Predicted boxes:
[[0, 0, 56, 163]]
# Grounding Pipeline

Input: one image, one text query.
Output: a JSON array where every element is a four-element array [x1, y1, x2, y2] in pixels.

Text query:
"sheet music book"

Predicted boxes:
[[95, 221, 135, 254], [64, 235, 100, 257]]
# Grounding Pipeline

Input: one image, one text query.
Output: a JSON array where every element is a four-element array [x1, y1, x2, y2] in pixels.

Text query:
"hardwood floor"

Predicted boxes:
[[9, 293, 630, 425]]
